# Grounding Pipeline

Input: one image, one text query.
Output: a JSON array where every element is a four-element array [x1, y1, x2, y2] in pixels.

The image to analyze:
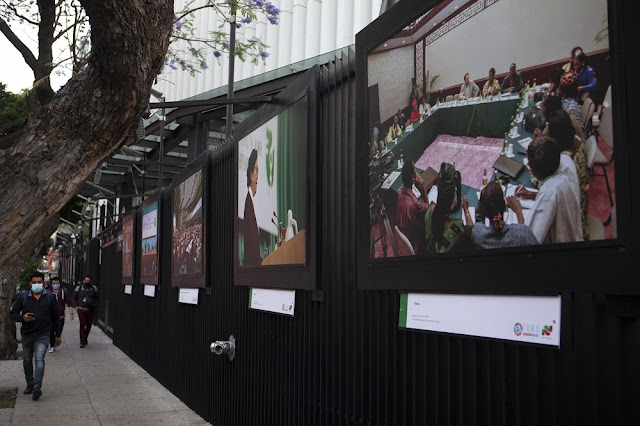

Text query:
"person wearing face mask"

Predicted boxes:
[[72, 275, 99, 348], [47, 276, 74, 353], [9, 271, 61, 401]]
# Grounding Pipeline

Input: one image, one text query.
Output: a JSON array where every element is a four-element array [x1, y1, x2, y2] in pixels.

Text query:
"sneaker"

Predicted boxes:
[[32, 388, 42, 401], [23, 386, 33, 395], [48, 347, 55, 353], [80, 343, 85, 348]]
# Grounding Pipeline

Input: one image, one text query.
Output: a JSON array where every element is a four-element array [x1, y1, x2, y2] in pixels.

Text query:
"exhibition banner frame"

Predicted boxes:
[[355, 0, 633, 292], [233, 66, 320, 290]]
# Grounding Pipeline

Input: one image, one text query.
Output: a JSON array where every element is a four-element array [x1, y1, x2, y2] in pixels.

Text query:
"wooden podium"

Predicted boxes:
[[262, 230, 306, 266]]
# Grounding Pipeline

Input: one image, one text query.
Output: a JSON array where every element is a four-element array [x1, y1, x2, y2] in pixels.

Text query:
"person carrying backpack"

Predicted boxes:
[[72, 275, 99, 348], [47, 276, 74, 353], [9, 271, 61, 401]]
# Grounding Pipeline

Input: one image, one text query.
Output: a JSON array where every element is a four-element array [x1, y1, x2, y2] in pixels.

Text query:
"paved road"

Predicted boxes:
[[0, 317, 209, 425]]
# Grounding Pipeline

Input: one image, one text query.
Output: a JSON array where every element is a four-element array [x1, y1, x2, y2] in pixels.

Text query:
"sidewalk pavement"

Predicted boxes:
[[0, 317, 209, 425]]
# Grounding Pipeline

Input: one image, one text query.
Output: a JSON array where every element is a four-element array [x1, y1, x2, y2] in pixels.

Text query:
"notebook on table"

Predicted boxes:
[[420, 167, 438, 190], [492, 155, 525, 179]]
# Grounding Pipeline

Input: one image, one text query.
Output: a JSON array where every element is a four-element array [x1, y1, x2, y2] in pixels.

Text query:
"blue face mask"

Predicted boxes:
[[31, 284, 44, 294], [52, 284, 61, 290]]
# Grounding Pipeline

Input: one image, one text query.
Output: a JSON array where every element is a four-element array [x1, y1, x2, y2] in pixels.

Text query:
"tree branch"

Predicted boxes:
[[37, 0, 56, 67], [53, 18, 87, 43], [0, 17, 38, 71], [176, 3, 228, 23], [2, 1, 40, 26]]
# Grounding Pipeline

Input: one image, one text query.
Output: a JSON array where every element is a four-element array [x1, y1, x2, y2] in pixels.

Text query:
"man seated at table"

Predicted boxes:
[[396, 108, 407, 130], [557, 71, 584, 129], [369, 134, 379, 158], [510, 136, 583, 244], [547, 110, 590, 240], [396, 160, 429, 254], [501, 63, 523, 94], [482, 67, 501, 97], [418, 96, 430, 117], [385, 115, 403, 145], [540, 94, 583, 141], [460, 73, 479, 99]]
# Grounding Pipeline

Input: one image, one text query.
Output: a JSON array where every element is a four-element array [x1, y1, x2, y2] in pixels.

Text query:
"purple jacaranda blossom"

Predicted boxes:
[[214, 51, 222, 57], [260, 51, 269, 59], [268, 15, 278, 25]]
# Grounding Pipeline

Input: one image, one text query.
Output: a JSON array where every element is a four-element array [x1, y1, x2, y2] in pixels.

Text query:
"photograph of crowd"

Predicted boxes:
[[122, 214, 134, 279], [237, 99, 308, 267], [141, 200, 159, 278], [172, 169, 204, 276], [367, 0, 614, 259]]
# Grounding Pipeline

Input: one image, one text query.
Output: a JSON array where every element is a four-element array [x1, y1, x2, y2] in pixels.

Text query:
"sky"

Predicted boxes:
[[0, 23, 69, 94]]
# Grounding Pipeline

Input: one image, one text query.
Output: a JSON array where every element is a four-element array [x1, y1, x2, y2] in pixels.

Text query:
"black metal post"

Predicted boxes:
[[226, 6, 237, 140], [159, 105, 165, 189]]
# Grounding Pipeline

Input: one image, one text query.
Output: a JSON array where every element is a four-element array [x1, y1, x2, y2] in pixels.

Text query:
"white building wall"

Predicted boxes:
[[155, 0, 382, 101], [425, 0, 608, 91]]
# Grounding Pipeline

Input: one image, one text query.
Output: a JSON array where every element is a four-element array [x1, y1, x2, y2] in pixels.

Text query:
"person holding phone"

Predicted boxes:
[[10, 271, 61, 401]]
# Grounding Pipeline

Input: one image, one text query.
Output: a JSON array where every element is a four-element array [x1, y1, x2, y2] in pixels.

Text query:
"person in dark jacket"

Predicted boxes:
[[47, 276, 74, 353], [10, 271, 61, 400], [501, 63, 523, 94], [242, 149, 263, 266], [72, 275, 98, 348]]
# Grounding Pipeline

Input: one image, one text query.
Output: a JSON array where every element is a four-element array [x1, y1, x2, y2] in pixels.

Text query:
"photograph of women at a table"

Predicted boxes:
[[237, 99, 308, 267], [367, 0, 615, 259]]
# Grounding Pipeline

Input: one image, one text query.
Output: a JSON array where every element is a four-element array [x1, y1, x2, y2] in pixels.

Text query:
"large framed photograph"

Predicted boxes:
[[356, 0, 631, 291], [139, 190, 162, 286], [171, 153, 207, 288], [121, 212, 135, 285], [234, 66, 319, 289]]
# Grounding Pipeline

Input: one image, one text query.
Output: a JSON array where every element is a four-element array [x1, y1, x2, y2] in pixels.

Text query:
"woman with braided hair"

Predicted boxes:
[[470, 181, 539, 249], [423, 163, 472, 254]]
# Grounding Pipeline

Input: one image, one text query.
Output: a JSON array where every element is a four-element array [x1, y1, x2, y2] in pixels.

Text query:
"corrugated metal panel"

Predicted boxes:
[[154, 0, 383, 101], [58, 48, 640, 425]]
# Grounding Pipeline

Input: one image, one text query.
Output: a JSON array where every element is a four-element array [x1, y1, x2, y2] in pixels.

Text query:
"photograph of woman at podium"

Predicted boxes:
[[237, 99, 308, 267], [242, 149, 263, 266]]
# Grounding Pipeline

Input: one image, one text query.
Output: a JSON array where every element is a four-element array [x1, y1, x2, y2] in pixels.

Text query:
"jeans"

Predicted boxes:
[[21, 331, 49, 389], [50, 318, 65, 347], [77, 310, 95, 343]]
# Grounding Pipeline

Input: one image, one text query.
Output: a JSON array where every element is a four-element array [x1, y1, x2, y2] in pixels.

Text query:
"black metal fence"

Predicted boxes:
[[59, 48, 640, 426]]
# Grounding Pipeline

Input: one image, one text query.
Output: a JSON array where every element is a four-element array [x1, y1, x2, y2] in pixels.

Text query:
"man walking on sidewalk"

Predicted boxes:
[[48, 276, 74, 353], [72, 275, 99, 348], [9, 272, 62, 400]]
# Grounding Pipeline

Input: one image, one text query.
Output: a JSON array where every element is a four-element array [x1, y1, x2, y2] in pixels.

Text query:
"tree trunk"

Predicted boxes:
[[0, 0, 173, 267], [0, 0, 174, 355], [0, 215, 59, 360]]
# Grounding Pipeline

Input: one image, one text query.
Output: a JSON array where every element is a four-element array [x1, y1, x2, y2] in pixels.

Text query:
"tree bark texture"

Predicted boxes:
[[0, 215, 59, 360], [0, 0, 174, 269]]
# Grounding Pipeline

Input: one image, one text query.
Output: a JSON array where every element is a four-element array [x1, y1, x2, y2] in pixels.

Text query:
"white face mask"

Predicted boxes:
[[31, 283, 44, 294]]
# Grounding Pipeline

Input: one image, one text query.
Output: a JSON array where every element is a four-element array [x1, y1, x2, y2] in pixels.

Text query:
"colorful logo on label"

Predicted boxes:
[[514, 322, 523, 336], [542, 325, 553, 336]]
